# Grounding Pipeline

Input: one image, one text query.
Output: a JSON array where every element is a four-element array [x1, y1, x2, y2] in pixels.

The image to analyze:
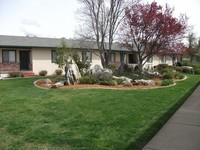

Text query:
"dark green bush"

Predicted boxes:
[[191, 64, 200, 74], [174, 66, 183, 72], [182, 66, 194, 74], [55, 76, 66, 82], [161, 79, 174, 86], [72, 52, 91, 73], [174, 72, 185, 79], [157, 64, 169, 74], [115, 78, 124, 85], [162, 71, 173, 79], [194, 68, 200, 74], [162, 68, 172, 74], [79, 76, 98, 84], [99, 80, 117, 86], [39, 70, 48, 76], [9, 71, 23, 78]]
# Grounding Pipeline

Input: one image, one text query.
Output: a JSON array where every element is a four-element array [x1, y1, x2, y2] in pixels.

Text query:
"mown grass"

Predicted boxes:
[[0, 75, 200, 150]]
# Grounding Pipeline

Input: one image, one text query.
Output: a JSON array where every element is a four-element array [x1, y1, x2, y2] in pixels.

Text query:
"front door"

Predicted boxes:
[[20, 51, 30, 70]]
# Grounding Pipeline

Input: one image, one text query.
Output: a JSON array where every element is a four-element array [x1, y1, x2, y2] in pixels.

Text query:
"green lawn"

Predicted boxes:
[[0, 75, 200, 150]]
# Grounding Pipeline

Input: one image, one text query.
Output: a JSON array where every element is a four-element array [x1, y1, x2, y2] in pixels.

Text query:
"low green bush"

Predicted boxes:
[[39, 70, 48, 76], [191, 64, 200, 74], [115, 78, 124, 85], [174, 72, 185, 79], [157, 64, 169, 74], [162, 71, 173, 79], [79, 76, 99, 84], [99, 80, 117, 86], [182, 66, 194, 74], [9, 71, 23, 78], [161, 79, 174, 86], [174, 66, 183, 72]]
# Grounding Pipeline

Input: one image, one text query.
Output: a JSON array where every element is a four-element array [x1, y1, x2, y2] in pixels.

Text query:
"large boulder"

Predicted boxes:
[[90, 65, 113, 81], [64, 56, 81, 85], [113, 76, 133, 86]]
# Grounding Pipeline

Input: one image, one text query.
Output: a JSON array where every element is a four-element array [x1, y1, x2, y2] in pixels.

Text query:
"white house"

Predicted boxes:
[[0, 35, 173, 77]]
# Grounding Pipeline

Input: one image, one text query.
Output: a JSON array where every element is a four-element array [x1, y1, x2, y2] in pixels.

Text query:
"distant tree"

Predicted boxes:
[[77, 0, 137, 67], [120, 2, 188, 74], [186, 33, 200, 63]]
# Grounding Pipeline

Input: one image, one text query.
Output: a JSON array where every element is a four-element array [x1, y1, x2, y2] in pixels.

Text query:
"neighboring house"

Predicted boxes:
[[0, 35, 173, 77]]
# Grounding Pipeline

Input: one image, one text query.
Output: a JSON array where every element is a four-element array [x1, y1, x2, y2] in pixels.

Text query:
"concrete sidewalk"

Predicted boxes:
[[143, 85, 200, 150]]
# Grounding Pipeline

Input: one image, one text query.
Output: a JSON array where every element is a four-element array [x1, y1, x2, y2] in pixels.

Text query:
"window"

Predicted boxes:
[[51, 50, 57, 63], [82, 51, 92, 62], [120, 53, 127, 63], [147, 56, 153, 63], [2, 50, 16, 62], [110, 53, 115, 63], [161, 56, 166, 63], [128, 54, 137, 64]]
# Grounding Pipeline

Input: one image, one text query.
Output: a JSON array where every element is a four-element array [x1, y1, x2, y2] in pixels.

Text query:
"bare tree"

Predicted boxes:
[[76, 0, 136, 67]]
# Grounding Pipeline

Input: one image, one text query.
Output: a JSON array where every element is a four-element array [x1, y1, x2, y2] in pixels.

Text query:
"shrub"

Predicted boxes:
[[162, 68, 172, 74], [174, 72, 184, 79], [182, 59, 191, 66], [9, 71, 23, 78], [72, 52, 91, 73], [161, 79, 174, 86], [99, 80, 117, 86], [107, 64, 118, 72], [162, 71, 173, 79], [174, 66, 183, 72], [182, 66, 194, 74], [55, 69, 63, 75], [39, 70, 48, 76], [55, 76, 66, 82], [191, 64, 200, 74], [79, 76, 98, 84], [157, 64, 169, 74], [115, 78, 124, 85], [194, 68, 200, 74]]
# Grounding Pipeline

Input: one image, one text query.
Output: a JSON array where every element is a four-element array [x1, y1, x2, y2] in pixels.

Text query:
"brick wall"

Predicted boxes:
[[0, 62, 20, 72]]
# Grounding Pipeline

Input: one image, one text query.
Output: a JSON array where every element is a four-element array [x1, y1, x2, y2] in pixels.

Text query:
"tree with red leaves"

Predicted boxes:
[[120, 2, 188, 74]]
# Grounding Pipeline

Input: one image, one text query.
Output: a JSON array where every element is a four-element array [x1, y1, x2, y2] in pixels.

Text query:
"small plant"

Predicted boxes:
[[39, 70, 48, 76], [55, 69, 63, 75], [9, 71, 23, 78], [161, 79, 174, 86]]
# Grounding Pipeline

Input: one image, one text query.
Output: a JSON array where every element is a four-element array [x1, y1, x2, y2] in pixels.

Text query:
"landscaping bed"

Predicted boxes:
[[34, 78, 162, 89]]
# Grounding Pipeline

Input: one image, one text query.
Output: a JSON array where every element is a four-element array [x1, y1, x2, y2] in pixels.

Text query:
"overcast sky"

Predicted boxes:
[[0, 0, 200, 39]]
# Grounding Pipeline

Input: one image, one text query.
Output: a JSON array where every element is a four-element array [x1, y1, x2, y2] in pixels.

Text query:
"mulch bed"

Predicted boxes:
[[34, 79, 162, 90]]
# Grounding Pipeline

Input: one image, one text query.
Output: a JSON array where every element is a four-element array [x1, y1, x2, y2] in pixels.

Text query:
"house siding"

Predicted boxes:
[[32, 48, 59, 75]]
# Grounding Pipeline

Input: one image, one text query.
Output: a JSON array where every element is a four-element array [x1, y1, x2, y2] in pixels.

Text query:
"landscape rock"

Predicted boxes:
[[45, 78, 52, 84], [113, 76, 133, 86], [90, 65, 113, 80], [64, 56, 81, 85], [134, 79, 155, 86], [51, 81, 64, 88], [144, 71, 162, 78]]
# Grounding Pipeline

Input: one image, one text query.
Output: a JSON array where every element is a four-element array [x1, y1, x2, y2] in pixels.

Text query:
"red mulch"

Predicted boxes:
[[34, 79, 162, 90]]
